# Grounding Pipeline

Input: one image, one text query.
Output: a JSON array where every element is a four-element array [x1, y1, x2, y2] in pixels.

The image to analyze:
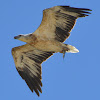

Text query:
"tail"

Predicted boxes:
[[62, 44, 79, 58], [65, 44, 79, 53]]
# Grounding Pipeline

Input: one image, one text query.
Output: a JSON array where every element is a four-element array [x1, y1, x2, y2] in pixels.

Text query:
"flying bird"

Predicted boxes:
[[12, 6, 91, 96]]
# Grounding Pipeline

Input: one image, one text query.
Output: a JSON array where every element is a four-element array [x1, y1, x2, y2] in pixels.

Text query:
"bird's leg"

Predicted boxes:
[[62, 50, 66, 59], [60, 47, 67, 59]]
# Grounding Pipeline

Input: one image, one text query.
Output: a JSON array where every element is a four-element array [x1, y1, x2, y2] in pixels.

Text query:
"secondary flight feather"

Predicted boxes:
[[12, 5, 91, 96]]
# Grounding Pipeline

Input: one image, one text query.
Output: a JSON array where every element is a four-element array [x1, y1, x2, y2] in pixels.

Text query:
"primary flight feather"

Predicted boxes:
[[12, 5, 91, 96]]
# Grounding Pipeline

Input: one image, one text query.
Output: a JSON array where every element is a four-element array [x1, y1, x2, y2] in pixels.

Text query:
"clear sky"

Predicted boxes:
[[0, 0, 99, 100]]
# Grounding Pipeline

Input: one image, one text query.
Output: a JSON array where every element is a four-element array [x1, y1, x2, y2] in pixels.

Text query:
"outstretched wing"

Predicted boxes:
[[12, 44, 53, 96], [34, 6, 91, 42]]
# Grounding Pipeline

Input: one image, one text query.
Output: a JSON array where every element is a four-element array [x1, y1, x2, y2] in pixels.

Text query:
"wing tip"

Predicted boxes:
[[16, 67, 42, 97], [59, 6, 92, 17]]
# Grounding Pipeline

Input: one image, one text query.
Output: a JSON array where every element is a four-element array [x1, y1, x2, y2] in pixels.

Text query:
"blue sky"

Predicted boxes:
[[0, 0, 99, 100]]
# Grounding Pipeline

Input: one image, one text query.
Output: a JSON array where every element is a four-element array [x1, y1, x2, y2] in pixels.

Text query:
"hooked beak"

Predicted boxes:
[[14, 35, 20, 39]]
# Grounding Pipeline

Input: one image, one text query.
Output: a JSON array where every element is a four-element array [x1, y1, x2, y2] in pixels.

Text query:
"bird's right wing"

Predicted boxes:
[[34, 6, 91, 42], [12, 44, 53, 96]]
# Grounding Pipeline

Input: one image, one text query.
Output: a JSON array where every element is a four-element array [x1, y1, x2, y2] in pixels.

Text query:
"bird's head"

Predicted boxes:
[[14, 33, 33, 43]]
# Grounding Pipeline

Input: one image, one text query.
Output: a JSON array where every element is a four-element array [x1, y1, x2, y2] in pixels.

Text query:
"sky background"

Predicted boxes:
[[0, 0, 100, 100]]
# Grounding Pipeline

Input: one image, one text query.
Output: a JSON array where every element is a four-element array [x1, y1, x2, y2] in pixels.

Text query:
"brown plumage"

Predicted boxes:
[[12, 5, 91, 96]]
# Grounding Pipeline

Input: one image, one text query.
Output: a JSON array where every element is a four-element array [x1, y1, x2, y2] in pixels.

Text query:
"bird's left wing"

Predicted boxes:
[[12, 44, 53, 96]]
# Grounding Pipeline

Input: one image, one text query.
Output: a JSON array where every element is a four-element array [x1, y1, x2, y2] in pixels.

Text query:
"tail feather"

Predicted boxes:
[[65, 44, 79, 53]]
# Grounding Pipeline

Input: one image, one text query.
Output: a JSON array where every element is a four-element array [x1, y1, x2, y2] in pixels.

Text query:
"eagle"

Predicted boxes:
[[12, 6, 91, 96]]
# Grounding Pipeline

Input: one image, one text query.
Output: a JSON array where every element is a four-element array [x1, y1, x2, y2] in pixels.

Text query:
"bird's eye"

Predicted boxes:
[[19, 35, 22, 37]]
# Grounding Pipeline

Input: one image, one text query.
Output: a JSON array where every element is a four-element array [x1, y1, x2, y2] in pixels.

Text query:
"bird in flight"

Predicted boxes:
[[12, 5, 91, 96]]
